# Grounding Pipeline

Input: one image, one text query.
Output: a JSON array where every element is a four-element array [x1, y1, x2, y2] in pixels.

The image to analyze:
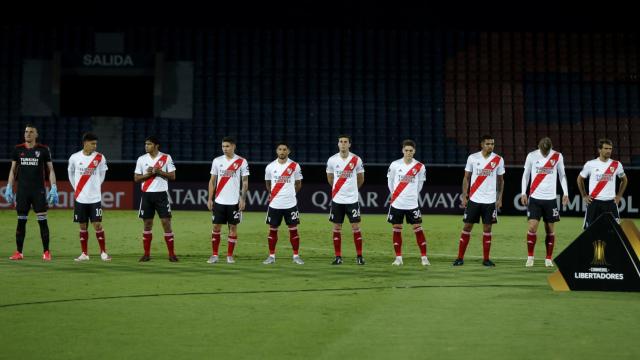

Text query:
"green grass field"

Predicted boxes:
[[1, 210, 639, 359]]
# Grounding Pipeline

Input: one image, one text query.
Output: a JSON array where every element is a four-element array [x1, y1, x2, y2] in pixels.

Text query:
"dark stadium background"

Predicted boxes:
[[1, 1, 638, 216]]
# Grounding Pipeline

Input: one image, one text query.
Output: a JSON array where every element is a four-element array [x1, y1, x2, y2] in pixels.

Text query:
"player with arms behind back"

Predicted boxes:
[[207, 137, 249, 264], [262, 142, 304, 265], [326, 134, 366, 265], [386, 139, 429, 266], [453, 135, 505, 267], [68, 132, 111, 262]]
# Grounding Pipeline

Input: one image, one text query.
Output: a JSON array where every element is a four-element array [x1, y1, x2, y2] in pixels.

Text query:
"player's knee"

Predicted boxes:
[[93, 222, 103, 231], [333, 223, 342, 231]]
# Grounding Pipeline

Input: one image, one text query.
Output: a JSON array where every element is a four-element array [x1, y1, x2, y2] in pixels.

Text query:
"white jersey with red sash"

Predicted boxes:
[[522, 149, 568, 200], [210, 154, 250, 205], [465, 151, 505, 204], [580, 158, 625, 201], [135, 152, 175, 192], [68, 150, 108, 204], [326, 152, 364, 204], [265, 159, 302, 209], [387, 158, 426, 210]]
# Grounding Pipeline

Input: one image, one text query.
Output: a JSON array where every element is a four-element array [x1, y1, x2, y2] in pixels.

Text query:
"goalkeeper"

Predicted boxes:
[[4, 124, 59, 261]]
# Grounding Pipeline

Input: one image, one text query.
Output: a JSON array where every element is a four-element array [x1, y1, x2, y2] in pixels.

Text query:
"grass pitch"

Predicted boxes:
[[1, 210, 639, 359]]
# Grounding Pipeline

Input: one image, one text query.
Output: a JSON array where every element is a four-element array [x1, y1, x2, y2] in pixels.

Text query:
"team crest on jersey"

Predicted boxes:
[[287, 168, 292, 174], [233, 163, 238, 169], [550, 160, 556, 166], [412, 169, 417, 175], [158, 160, 164, 167], [349, 163, 354, 169], [490, 161, 496, 168], [35, 151, 40, 157], [93, 160, 99, 166], [610, 166, 615, 173]]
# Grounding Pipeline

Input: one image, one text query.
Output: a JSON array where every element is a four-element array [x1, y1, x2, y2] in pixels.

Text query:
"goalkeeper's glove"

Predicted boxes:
[[3, 186, 13, 203], [47, 184, 59, 206]]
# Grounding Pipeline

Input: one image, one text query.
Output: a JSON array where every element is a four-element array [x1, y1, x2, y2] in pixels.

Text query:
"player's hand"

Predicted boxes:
[[207, 199, 213, 211], [3, 186, 14, 203], [266, 193, 272, 203], [496, 199, 503, 210], [47, 185, 59, 206], [583, 195, 593, 205], [146, 167, 154, 175], [562, 195, 569, 206], [239, 199, 246, 211], [520, 194, 528, 206], [615, 195, 622, 205], [460, 194, 468, 208]]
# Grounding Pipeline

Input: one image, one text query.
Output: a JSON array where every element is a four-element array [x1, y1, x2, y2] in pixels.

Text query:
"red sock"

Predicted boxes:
[[457, 231, 471, 259], [545, 233, 555, 259], [211, 231, 221, 256], [527, 231, 537, 256], [333, 230, 342, 257], [353, 228, 363, 256], [96, 230, 106, 253], [289, 226, 300, 255], [228, 235, 237, 256], [414, 226, 427, 256], [268, 227, 278, 255], [482, 232, 492, 261], [164, 232, 175, 257], [143, 231, 152, 256], [393, 228, 403, 256], [80, 230, 88, 254]]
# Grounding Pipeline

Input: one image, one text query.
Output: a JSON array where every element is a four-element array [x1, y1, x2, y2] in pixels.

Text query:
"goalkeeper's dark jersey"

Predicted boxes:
[[11, 143, 51, 191]]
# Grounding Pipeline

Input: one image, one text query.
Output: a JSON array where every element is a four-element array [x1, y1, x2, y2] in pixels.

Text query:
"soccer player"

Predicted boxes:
[[4, 124, 59, 261], [134, 136, 178, 262], [326, 134, 365, 265], [453, 134, 505, 267], [207, 137, 249, 264], [262, 142, 304, 265], [386, 139, 429, 266], [577, 138, 628, 229], [68, 132, 111, 262], [520, 137, 569, 267]]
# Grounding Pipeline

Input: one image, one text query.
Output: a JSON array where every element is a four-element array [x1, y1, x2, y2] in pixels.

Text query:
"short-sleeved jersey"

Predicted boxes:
[[387, 158, 426, 210], [326, 152, 364, 204], [579, 158, 625, 201], [522, 149, 567, 200], [210, 154, 250, 205], [265, 158, 303, 209], [465, 151, 505, 204], [11, 143, 51, 190], [68, 151, 108, 204], [134, 152, 176, 192]]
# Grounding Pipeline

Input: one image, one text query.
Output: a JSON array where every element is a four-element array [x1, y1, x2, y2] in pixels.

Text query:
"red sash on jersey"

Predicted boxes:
[[529, 152, 560, 196], [270, 161, 298, 201], [331, 156, 360, 199], [74, 153, 103, 200], [142, 154, 168, 192], [215, 158, 245, 199], [590, 161, 619, 199], [390, 162, 423, 204], [469, 155, 502, 199]]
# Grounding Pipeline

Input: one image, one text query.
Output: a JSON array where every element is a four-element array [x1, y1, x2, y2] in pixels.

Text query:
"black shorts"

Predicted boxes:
[[463, 200, 497, 224], [329, 201, 361, 224], [15, 187, 48, 214], [266, 206, 300, 227], [74, 201, 103, 223], [387, 206, 422, 225], [527, 197, 560, 223], [584, 199, 620, 229], [212, 203, 241, 225], [138, 191, 172, 219]]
